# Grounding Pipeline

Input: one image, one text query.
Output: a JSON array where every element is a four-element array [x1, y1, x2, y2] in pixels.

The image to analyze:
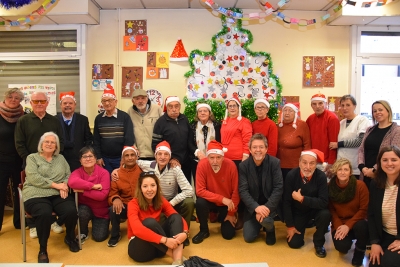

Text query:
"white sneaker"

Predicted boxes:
[[30, 228, 37, 239], [76, 233, 89, 244], [51, 222, 64, 234]]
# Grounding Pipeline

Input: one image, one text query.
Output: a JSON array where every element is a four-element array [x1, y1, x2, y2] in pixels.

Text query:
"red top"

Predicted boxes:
[[221, 117, 252, 160], [127, 197, 188, 242], [252, 117, 278, 157], [277, 119, 311, 168], [329, 179, 369, 231], [306, 110, 340, 164], [195, 158, 240, 216]]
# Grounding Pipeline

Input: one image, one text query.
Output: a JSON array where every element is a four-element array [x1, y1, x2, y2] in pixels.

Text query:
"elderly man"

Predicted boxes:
[[252, 99, 278, 157], [57, 91, 93, 171], [127, 89, 162, 160], [283, 149, 331, 258], [239, 133, 283, 245], [93, 85, 134, 174], [192, 140, 240, 244], [306, 93, 340, 175], [15, 91, 65, 238], [107, 146, 142, 247], [136, 141, 194, 246], [152, 96, 196, 182]]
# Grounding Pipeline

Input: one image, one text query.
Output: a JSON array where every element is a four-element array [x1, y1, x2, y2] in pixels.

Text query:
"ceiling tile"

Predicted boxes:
[[94, 0, 144, 9]]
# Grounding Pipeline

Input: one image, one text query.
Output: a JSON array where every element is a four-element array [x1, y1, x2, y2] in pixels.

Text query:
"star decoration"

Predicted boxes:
[[226, 56, 233, 62], [264, 92, 271, 98], [194, 84, 200, 90], [326, 57, 333, 63], [305, 57, 311, 63], [268, 81, 273, 87], [242, 69, 249, 76], [127, 21, 134, 28], [214, 69, 221, 76], [255, 66, 261, 73], [207, 78, 214, 84], [252, 80, 258, 86], [329, 97, 336, 103], [233, 80, 240, 86], [226, 69, 234, 76], [208, 86, 216, 93], [233, 33, 239, 40], [244, 61, 251, 68], [316, 72, 322, 79], [190, 90, 199, 98], [218, 38, 225, 44], [306, 72, 312, 79], [235, 39, 241, 45], [213, 61, 219, 67]]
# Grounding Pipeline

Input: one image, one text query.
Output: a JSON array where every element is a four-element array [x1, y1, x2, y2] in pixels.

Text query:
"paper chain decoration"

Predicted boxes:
[[203, 0, 397, 26], [0, 0, 57, 27]]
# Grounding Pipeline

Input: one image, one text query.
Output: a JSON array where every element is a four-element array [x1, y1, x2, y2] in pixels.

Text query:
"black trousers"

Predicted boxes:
[[181, 157, 192, 185], [331, 219, 369, 253], [287, 209, 331, 248], [0, 161, 21, 230], [128, 213, 183, 262], [24, 195, 77, 252], [195, 197, 236, 240], [109, 203, 128, 238], [369, 231, 400, 267]]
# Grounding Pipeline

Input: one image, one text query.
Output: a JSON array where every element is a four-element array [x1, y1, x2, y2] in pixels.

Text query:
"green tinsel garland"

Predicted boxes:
[[183, 8, 282, 124]]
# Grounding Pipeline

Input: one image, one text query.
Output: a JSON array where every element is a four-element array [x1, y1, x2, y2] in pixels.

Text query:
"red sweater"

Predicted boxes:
[[329, 179, 369, 231], [221, 117, 252, 160], [127, 197, 188, 242], [195, 158, 240, 216], [252, 117, 278, 157], [277, 119, 311, 168], [306, 110, 340, 164]]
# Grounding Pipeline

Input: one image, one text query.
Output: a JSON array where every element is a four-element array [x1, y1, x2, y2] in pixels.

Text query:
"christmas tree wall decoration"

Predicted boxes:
[[170, 38, 189, 62], [184, 8, 282, 105]]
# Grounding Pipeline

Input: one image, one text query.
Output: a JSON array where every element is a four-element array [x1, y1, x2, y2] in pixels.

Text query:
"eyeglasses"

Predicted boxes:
[[43, 140, 56, 145], [101, 99, 115, 104], [140, 171, 156, 178], [82, 155, 94, 159], [227, 105, 238, 109], [255, 106, 267, 110], [31, 100, 47, 104]]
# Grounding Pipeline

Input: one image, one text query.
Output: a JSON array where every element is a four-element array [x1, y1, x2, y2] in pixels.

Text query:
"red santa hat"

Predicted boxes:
[[206, 140, 228, 156], [301, 149, 324, 163], [224, 95, 242, 121], [254, 98, 270, 109], [163, 96, 180, 112], [196, 103, 211, 112], [310, 93, 327, 102], [155, 141, 171, 156], [102, 84, 116, 100], [59, 91, 76, 103], [279, 103, 299, 129], [121, 146, 139, 157]]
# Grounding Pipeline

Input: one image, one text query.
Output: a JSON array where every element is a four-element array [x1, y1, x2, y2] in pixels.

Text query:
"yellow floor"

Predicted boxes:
[[0, 210, 368, 266]]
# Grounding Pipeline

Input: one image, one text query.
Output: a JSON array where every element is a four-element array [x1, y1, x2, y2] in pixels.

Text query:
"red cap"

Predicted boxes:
[[121, 146, 139, 157], [310, 93, 326, 102], [301, 149, 324, 163], [59, 91, 76, 103], [163, 96, 180, 112], [206, 140, 227, 156], [102, 84, 116, 99], [155, 141, 171, 156]]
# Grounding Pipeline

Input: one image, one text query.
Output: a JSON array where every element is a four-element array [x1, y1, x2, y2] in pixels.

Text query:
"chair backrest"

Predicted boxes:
[[20, 170, 26, 185]]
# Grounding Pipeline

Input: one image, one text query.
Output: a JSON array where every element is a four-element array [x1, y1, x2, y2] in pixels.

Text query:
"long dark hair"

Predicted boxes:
[[135, 172, 163, 211], [375, 145, 400, 189]]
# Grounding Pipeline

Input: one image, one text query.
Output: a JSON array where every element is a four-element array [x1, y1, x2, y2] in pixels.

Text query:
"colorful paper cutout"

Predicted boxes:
[[146, 52, 169, 79], [92, 64, 114, 90], [302, 56, 335, 87], [121, 66, 143, 98]]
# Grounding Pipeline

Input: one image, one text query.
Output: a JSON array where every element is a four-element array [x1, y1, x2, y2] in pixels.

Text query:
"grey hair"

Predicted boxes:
[[248, 133, 268, 149], [4, 88, 23, 102], [37, 132, 60, 155]]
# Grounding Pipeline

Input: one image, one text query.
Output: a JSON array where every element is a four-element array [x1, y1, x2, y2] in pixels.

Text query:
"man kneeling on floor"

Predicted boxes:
[[239, 133, 283, 245], [107, 146, 142, 247], [283, 149, 331, 258], [192, 140, 240, 244]]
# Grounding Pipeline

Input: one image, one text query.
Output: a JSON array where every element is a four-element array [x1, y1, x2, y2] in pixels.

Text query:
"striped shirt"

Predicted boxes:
[[382, 184, 398, 236]]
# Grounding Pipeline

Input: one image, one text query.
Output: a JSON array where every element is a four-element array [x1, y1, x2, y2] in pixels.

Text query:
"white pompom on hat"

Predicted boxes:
[[224, 95, 242, 121], [206, 140, 228, 156], [279, 103, 299, 129]]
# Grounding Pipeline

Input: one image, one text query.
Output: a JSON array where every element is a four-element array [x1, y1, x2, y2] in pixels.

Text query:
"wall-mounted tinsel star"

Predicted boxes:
[[0, 0, 37, 9]]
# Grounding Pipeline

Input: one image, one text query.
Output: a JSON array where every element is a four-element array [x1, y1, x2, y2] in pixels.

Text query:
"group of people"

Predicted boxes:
[[0, 85, 399, 267]]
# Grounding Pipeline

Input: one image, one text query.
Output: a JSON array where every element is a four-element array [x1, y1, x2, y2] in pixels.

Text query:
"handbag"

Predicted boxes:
[[183, 256, 224, 267]]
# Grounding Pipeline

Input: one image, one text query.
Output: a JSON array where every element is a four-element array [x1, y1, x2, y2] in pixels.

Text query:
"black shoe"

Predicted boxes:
[[315, 246, 327, 258], [183, 238, 190, 247], [351, 249, 365, 266], [64, 237, 80, 252], [265, 229, 276, 246], [191, 215, 197, 221], [192, 231, 210, 244], [38, 251, 49, 263], [306, 219, 315, 228], [107, 234, 122, 247]]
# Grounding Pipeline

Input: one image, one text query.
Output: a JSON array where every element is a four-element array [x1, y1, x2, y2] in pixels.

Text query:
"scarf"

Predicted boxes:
[[195, 120, 215, 155], [57, 113, 76, 148], [328, 175, 357, 204], [0, 101, 24, 123]]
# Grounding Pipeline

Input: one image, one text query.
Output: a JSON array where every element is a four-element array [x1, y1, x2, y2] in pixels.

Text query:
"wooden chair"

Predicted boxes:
[[18, 170, 82, 262]]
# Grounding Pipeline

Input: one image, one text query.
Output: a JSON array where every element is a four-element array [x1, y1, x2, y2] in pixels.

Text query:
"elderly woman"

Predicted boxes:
[[23, 132, 79, 263], [252, 99, 278, 157], [68, 146, 110, 243], [368, 146, 400, 267], [0, 88, 24, 232], [329, 95, 370, 179], [358, 100, 400, 189], [328, 158, 369, 267], [127, 172, 188, 265], [277, 103, 311, 180]]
